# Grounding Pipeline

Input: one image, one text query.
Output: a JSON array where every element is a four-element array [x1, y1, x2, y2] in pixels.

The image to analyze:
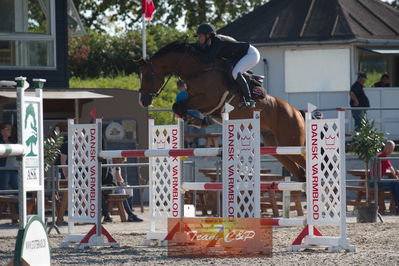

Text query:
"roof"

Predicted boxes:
[[218, 0, 399, 45], [0, 90, 113, 99]]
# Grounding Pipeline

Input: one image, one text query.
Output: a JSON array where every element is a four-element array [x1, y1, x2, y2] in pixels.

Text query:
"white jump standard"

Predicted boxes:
[[6, 77, 51, 265], [61, 119, 119, 249]]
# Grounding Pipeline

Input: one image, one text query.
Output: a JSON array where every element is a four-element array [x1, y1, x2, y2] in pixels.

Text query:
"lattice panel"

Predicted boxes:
[[306, 118, 342, 226], [149, 122, 181, 220], [223, 112, 261, 218], [68, 124, 98, 223]]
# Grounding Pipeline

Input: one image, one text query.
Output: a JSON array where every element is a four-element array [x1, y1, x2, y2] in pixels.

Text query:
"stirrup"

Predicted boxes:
[[239, 99, 256, 108]]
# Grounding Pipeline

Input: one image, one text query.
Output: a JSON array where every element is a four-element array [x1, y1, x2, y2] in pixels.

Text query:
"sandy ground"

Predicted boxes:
[[1, 208, 399, 266]]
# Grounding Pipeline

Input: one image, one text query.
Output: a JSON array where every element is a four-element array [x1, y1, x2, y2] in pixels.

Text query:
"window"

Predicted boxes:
[[359, 55, 389, 87], [67, 0, 86, 37], [284, 48, 351, 93], [0, 0, 55, 68]]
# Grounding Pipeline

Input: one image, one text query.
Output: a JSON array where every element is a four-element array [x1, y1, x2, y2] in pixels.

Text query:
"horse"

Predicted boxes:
[[136, 41, 306, 181]]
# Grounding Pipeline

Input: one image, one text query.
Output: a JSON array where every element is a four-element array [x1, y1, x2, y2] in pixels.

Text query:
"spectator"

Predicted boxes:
[[373, 74, 390, 87], [376, 140, 399, 214], [312, 110, 324, 120], [54, 123, 68, 179], [102, 158, 143, 222], [111, 158, 143, 222], [101, 158, 115, 223], [349, 73, 369, 131], [174, 80, 213, 129], [0, 123, 18, 191]]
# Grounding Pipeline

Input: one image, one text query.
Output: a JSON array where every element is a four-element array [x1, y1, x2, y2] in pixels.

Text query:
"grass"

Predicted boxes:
[[69, 73, 140, 89]]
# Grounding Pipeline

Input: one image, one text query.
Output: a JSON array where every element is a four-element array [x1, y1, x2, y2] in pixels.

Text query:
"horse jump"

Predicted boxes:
[[144, 104, 355, 252], [63, 103, 355, 252]]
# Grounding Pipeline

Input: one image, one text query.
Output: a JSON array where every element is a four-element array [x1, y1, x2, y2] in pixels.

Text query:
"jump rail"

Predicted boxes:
[[181, 182, 305, 191], [99, 146, 305, 158]]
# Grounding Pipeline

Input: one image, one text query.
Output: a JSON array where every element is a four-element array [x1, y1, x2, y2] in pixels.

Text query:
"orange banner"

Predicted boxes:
[[167, 218, 272, 258]]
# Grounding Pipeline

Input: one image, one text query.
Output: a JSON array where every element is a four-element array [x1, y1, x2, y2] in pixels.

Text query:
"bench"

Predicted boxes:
[[261, 191, 304, 217], [347, 185, 396, 213], [0, 195, 36, 223], [347, 169, 397, 214], [105, 194, 130, 222]]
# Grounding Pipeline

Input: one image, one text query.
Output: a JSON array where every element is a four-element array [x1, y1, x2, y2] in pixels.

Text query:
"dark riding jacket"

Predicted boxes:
[[193, 35, 249, 63]]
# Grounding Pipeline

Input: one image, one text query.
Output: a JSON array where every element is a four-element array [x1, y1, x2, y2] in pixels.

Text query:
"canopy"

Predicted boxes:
[[360, 47, 399, 54], [0, 90, 112, 99]]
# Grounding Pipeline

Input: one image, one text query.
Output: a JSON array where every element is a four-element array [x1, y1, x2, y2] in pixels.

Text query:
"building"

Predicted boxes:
[[219, 0, 399, 137], [0, 0, 85, 87], [0, 1, 149, 197]]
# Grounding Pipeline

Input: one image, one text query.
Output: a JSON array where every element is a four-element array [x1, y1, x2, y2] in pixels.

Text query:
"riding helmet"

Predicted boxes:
[[196, 23, 216, 36]]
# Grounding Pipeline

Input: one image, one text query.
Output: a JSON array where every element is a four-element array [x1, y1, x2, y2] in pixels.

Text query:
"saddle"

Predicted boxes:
[[242, 71, 266, 100], [223, 59, 266, 100]]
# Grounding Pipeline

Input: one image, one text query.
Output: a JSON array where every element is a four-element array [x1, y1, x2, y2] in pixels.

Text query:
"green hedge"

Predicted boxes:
[[69, 26, 193, 78]]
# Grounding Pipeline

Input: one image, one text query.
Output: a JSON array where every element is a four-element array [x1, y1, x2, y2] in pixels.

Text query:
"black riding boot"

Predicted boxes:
[[235, 72, 255, 108]]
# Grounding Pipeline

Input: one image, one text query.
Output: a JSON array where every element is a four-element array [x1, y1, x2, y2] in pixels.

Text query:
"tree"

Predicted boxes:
[[350, 119, 385, 203], [72, 0, 268, 32], [390, 0, 399, 8]]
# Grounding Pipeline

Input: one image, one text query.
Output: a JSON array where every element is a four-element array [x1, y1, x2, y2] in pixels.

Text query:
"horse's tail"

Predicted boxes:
[[299, 109, 306, 120]]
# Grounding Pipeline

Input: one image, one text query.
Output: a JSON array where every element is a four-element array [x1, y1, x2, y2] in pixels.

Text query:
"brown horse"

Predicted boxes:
[[137, 41, 306, 181]]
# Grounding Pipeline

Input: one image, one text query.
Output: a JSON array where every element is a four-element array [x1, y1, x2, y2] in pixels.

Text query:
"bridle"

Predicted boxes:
[[139, 45, 189, 99]]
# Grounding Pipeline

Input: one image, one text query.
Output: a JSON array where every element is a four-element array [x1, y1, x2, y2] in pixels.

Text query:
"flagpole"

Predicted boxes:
[[142, 14, 147, 59]]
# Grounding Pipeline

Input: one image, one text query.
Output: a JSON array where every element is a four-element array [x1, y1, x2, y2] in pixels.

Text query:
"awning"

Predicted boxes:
[[0, 90, 113, 99], [359, 47, 399, 54]]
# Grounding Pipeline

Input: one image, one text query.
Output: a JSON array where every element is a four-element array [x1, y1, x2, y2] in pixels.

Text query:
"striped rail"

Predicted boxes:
[[0, 144, 25, 157], [100, 146, 305, 158], [182, 182, 305, 191]]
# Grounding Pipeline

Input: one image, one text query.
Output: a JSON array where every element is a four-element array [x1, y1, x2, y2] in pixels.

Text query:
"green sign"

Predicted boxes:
[[14, 215, 51, 266], [24, 103, 38, 157]]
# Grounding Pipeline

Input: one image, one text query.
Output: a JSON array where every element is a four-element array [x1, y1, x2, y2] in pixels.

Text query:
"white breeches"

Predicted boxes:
[[232, 45, 260, 79]]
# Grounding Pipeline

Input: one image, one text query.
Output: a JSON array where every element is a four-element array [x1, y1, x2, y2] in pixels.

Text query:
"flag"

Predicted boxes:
[[142, 0, 155, 21]]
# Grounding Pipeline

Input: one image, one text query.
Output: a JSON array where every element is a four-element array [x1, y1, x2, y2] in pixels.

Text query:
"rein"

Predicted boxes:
[[140, 46, 190, 98]]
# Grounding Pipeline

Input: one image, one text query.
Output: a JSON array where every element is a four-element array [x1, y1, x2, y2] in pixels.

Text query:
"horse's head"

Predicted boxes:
[[135, 58, 165, 107], [136, 40, 193, 107]]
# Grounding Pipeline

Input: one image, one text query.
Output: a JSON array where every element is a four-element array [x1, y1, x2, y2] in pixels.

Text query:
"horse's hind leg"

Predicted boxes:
[[273, 155, 305, 182], [262, 132, 305, 182]]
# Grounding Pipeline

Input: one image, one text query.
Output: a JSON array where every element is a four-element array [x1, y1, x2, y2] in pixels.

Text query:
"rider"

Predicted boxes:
[[192, 23, 260, 108]]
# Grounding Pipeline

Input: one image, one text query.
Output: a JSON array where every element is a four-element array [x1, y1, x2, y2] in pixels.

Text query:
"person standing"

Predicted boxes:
[[349, 73, 369, 130]]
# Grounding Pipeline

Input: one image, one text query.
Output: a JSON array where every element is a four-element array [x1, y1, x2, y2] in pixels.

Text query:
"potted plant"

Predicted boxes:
[[350, 118, 385, 223], [44, 129, 64, 172]]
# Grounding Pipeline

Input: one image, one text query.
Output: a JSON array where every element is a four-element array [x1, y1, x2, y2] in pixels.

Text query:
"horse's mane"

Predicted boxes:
[[151, 40, 189, 59]]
